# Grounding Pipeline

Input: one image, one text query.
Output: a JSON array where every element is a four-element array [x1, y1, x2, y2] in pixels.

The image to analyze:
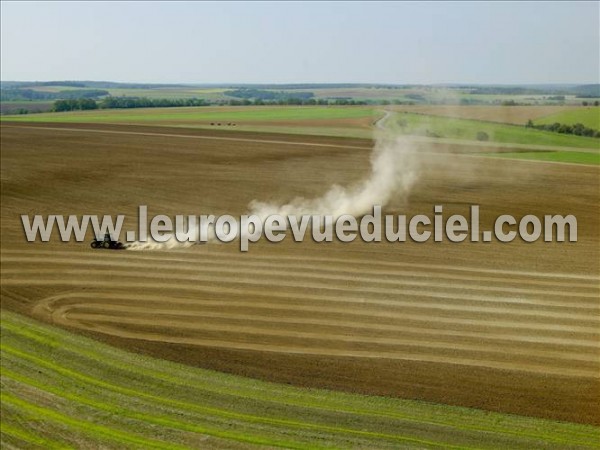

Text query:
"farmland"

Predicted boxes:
[[1, 100, 600, 448], [0, 105, 377, 123], [3, 0, 599, 445], [1, 119, 599, 444], [20, 85, 231, 100], [3, 310, 599, 449], [534, 107, 600, 130], [488, 151, 600, 165], [0, 100, 54, 115], [3, 105, 599, 156], [5, 82, 598, 105], [387, 105, 587, 125], [386, 111, 599, 149]]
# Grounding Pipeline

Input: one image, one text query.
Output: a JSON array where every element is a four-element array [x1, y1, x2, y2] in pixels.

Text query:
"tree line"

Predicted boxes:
[[224, 89, 315, 101], [526, 120, 599, 138], [50, 96, 379, 111], [1, 88, 109, 101], [53, 98, 99, 111], [99, 97, 209, 108]]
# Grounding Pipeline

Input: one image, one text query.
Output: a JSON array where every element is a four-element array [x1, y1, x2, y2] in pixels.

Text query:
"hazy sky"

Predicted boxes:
[[1, 1, 598, 84]]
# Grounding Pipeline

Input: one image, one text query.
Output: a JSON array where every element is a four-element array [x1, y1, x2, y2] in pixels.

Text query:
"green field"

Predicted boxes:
[[389, 111, 599, 149], [534, 107, 600, 130], [2, 311, 598, 449], [0, 105, 376, 123]]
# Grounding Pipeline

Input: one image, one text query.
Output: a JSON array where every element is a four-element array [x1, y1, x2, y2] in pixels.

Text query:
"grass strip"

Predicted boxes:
[[0, 422, 72, 449], [2, 345, 464, 449], [1, 392, 188, 450]]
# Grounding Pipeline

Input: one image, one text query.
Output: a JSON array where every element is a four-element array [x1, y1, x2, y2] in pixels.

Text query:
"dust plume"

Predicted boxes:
[[249, 133, 420, 220], [128, 114, 422, 249]]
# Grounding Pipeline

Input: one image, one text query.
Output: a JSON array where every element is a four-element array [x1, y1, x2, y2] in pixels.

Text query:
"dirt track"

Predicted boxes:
[[1, 122, 599, 424]]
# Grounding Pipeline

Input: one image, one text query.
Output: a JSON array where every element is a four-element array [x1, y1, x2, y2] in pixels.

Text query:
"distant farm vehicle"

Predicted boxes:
[[91, 232, 126, 250]]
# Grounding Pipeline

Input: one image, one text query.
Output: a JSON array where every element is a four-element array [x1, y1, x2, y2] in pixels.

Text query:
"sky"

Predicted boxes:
[[1, 1, 598, 85]]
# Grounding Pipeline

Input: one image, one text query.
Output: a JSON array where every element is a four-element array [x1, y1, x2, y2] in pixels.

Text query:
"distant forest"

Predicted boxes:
[[224, 89, 314, 101], [51, 96, 367, 112], [465, 84, 600, 97], [2, 80, 599, 115], [2, 80, 598, 96], [1, 88, 109, 101]]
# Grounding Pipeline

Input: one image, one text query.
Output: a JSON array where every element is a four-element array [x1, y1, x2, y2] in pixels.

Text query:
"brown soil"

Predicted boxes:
[[1, 122, 598, 425]]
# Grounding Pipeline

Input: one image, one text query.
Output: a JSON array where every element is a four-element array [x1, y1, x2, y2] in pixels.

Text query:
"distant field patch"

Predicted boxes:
[[390, 105, 583, 125], [25, 85, 90, 93], [534, 107, 600, 130], [389, 112, 599, 149], [105, 87, 229, 100], [0, 101, 54, 114]]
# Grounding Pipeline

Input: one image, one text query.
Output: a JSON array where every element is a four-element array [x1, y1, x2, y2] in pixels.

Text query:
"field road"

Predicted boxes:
[[374, 110, 394, 130]]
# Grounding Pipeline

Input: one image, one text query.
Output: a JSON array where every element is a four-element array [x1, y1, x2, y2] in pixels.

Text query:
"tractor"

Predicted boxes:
[[91, 232, 126, 250]]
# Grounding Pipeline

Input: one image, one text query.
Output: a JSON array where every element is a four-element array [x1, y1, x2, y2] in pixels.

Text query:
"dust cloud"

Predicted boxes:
[[128, 115, 424, 249]]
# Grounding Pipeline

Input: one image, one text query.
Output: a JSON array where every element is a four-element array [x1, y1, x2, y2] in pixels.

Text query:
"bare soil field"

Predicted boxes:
[[388, 105, 585, 125], [1, 122, 599, 425]]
